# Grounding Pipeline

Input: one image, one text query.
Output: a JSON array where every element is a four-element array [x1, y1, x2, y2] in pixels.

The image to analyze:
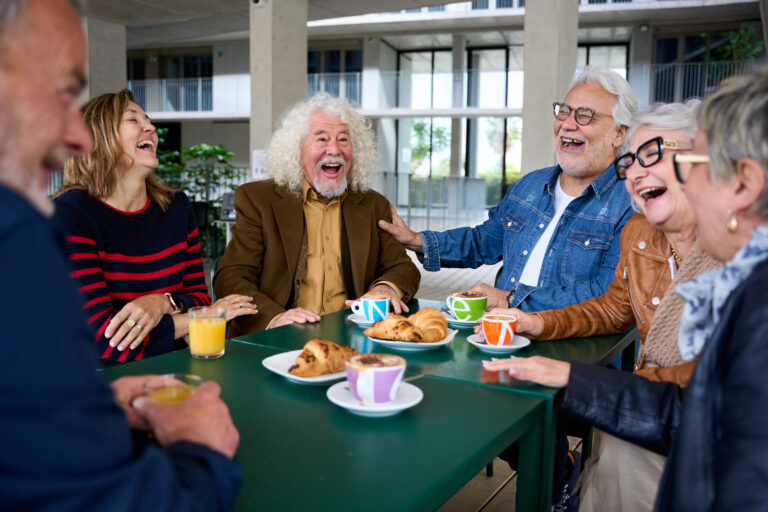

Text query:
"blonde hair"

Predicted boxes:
[[266, 92, 378, 195], [57, 89, 175, 210]]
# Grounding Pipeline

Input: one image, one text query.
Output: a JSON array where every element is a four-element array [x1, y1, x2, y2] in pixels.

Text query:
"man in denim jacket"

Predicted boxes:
[[381, 66, 637, 312]]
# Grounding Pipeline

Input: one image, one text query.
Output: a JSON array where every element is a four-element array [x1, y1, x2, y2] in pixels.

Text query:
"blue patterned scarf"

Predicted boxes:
[[677, 225, 768, 361]]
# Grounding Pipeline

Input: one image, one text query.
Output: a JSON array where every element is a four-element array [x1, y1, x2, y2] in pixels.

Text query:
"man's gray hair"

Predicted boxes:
[[266, 92, 377, 195], [627, 99, 701, 144], [698, 67, 768, 219], [570, 66, 638, 130]]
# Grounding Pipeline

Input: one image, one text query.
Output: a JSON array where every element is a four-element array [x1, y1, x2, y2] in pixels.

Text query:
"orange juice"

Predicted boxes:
[[189, 317, 226, 358], [147, 385, 195, 405]]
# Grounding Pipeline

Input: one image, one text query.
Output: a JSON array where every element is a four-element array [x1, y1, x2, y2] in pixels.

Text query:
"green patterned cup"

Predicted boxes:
[[446, 292, 487, 321]]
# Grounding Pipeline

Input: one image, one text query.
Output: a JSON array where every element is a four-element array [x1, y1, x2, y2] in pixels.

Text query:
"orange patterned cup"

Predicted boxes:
[[481, 314, 518, 346]]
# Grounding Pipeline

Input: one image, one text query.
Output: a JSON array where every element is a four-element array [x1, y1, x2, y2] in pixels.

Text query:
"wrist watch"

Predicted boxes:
[[506, 289, 516, 308], [164, 292, 182, 314]]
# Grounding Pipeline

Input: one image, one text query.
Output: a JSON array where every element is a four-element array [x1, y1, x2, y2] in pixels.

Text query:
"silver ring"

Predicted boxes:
[[238, 302, 242, 308], [135, 324, 143, 330]]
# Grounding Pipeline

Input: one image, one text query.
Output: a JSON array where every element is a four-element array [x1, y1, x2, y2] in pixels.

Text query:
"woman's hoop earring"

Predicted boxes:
[[727, 210, 739, 233]]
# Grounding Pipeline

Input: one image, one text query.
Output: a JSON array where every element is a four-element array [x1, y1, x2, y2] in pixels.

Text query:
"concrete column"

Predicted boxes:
[[450, 34, 466, 177], [249, 0, 308, 176], [629, 25, 654, 106], [520, 0, 578, 175], [81, 17, 126, 99]]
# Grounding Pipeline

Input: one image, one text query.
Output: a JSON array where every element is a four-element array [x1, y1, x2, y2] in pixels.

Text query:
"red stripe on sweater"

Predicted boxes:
[[79, 281, 107, 293], [185, 257, 203, 267], [71, 267, 102, 278], [109, 284, 183, 300], [70, 252, 99, 260], [135, 334, 149, 360], [65, 235, 97, 246], [187, 228, 199, 240], [88, 307, 112, 325], [97, 241, 187, 263], [94, 314, 112, 341], [186, 242, 201, 253], [82, 295, 111, 310], [103, 261, 185, 281], [183, 272, 205, 280]]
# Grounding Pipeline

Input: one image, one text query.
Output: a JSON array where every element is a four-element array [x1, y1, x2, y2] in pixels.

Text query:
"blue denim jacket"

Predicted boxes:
[[420, 164, 633, 312]]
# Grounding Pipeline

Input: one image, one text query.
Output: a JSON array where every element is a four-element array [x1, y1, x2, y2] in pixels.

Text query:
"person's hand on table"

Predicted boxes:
[[269, 307, 321, 329], [132, 381, 240, 459], [378, 203, 423, 253], [110, 375, 160, 430], [472, 307, 543, 338], [482, 356, 570, 388], [213, 294, 258, 321], [105, 294, 169, 352], [345, 283, 409, 314], [467, 282, 509, 309]]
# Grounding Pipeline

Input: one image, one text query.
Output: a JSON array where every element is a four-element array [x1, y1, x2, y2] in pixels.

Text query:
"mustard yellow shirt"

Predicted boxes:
[[297, 180, 348, 314]]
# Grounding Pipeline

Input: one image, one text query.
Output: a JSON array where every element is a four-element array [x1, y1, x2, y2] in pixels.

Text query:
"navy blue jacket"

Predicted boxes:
[[563, 259, 768, 511], [0, 185, 241, 511]]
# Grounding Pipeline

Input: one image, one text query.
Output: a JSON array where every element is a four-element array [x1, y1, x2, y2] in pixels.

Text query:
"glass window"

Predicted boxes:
[[200, 56, 212, 77], [428, 5, 445, 12], [496, 0, 515, 7], [472, 1, 489, 9], [577, 47, 588, 68], [588, 46, 627, 78], [506, 46, 524, 109], [398, 50, 451, 109], [345, 50, 362, 73], [308, 51, 321, 74], [468, 49, 506, 108]]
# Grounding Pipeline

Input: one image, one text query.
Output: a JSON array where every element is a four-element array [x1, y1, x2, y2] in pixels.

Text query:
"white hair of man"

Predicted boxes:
[[266, 92, 378, 196], [627, 99, 701, 143], [698, 67, 768, 218], [571, 65, 638, 130]]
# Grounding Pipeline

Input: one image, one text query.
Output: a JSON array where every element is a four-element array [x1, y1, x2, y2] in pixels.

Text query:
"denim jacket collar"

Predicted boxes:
[[544, 163, 619, 201]]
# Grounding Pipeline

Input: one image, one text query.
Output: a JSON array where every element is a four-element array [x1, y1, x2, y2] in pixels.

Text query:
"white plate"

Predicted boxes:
[[326, 381, 423, 417], [262, 350, 347, 385], [366, 329, 458, 352], [441, 310, 481, 328], [466, 333, 531, 354], [347, 313, 375, 328]]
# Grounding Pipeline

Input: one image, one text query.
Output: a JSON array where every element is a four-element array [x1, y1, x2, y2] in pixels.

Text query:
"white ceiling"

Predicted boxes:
[[81, 0, 760, 50]]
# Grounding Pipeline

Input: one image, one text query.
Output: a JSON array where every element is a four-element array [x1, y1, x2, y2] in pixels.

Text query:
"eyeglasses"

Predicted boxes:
[[613, 137, 693, 180], [553, 102, 612, 126], [673, 153, 710, 184]]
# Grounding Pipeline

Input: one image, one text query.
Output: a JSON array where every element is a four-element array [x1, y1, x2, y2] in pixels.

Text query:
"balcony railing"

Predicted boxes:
[[307, 72, 361, 106], [128, 78, 212, 113], [645, 61, 759, 103]]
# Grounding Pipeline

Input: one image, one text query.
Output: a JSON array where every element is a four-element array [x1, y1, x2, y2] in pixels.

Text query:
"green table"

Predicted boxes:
[[102, 340, 547, 511], [233, 299, 638, 510]]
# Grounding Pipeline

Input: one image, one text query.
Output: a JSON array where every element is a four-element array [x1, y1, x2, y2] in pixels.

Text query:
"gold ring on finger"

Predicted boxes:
[[127, 319, 136, 327]]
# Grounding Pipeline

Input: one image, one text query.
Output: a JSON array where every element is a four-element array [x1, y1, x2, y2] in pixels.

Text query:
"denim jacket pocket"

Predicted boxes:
[[501, 212, 526, 244], [561, 230, 613, 282]]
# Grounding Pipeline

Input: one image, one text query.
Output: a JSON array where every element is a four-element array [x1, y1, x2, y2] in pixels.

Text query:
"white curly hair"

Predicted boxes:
[[266, 92, 378, 195]]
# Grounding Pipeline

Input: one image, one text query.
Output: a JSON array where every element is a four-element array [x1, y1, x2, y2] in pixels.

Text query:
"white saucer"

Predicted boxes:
[[442, 311, 480, 328], [326, 381, 423, 417], [367, 329, 458, 352], [262, 350, 347, 385], [466, 333, 531, 354], [347, 313, 375, 328]]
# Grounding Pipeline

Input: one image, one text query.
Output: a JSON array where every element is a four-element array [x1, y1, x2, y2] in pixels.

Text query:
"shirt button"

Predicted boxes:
[[651, 296, 661, 306], [510, 277, 516, 283], [638, 241, 646, 249], [523, 250, 528, 255], [327, 265, 332, 271], [507, 221, 512, 227], [538, 223, 545, 229], [584, 239, 590, 247]]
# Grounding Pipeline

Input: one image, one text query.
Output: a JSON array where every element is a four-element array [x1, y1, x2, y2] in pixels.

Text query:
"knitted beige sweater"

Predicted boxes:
[[640, 242, 720, 369]]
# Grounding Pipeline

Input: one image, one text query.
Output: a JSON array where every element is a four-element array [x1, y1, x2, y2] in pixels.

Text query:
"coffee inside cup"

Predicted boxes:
[[347, 353, 404, 369], [451, 291, 486, 299], [484, 315, 513, 320], [362, 294, 389, 301]]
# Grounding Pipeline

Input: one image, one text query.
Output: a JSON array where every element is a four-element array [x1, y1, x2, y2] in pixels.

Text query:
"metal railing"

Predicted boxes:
[[128, 78, 213, 113], [646, 61, 759, 103], [307, 72, 362, 106]]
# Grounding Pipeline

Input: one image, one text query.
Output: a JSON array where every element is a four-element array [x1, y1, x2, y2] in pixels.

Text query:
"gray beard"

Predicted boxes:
[[313, 176, 348, 199]]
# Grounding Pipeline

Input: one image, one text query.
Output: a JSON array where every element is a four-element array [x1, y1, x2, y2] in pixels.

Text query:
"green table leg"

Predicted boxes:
[[516, 405, 545, 512]]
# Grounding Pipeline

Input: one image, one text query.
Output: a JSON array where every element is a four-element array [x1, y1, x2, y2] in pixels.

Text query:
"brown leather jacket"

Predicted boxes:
[[535, 214, 695, 385]]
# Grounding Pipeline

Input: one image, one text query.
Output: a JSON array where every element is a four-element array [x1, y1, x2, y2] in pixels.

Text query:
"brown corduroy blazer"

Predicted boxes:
[[213, 179, 420, 336]]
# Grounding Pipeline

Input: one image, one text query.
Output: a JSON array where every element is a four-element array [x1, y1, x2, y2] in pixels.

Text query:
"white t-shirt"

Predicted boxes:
[[518, 178, 577, 286]]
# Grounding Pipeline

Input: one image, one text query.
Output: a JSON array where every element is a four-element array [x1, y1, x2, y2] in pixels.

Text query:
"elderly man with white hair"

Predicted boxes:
[[381, 66, 638, 314], [214, 93, 420, 335]]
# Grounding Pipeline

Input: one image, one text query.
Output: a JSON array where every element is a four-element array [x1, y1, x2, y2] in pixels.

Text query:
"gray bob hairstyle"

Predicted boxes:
[[627, 99, 701, 143], [266, 92, 378, 195], [698, 67, 768, 219]]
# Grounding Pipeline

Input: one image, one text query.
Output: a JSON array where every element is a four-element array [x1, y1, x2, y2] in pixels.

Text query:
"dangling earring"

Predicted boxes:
[[727, 210, 738, 233]]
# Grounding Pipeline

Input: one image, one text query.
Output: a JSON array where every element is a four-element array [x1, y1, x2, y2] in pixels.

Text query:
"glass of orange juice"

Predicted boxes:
[[189, 306, 227, 359], [144, 374, 204, 405]]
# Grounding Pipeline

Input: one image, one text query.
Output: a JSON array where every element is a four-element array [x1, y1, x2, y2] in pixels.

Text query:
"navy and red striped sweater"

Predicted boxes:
[[53, 189, 211, 364]]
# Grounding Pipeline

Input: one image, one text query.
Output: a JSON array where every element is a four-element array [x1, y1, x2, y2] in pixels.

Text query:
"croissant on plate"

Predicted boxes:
[[287, 339, 358, 377], [363, 307, 447, 343], [409, 307, 448, 342]]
